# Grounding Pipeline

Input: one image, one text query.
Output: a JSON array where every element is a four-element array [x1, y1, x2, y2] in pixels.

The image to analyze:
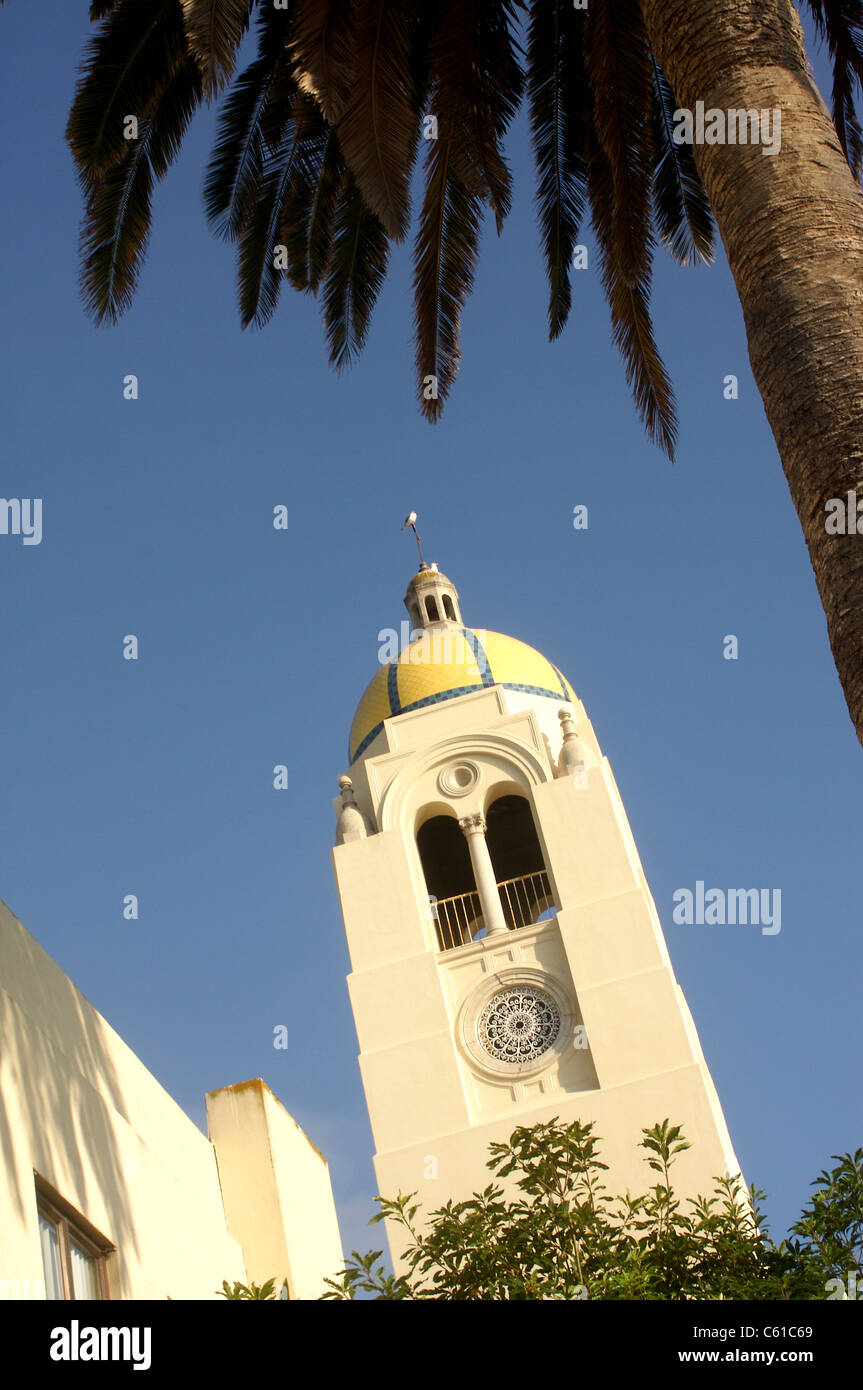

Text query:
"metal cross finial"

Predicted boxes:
[[401, 510, 427, 568]]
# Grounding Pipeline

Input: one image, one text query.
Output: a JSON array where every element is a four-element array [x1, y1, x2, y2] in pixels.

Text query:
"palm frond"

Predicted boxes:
[[408, 0, 521, 412], [303, 126, 345, 289], [413, 132, 484, 422], [236, 90, 315, 328], [260, 18, 301, 151], [290, 0, 356, 124], [588, 128, 676, 458], [180, 0, 255, 98], [607, 265, 677, 459], [424, 0, 524, 234], [527, 0, 590, 338], [77, 56, 202, 322], [322, 171, 390, 368], [79, 141, 154, 324], [804, 0, 863, 178], [89, 1, 123, 17], [470, 0, 524, 229], [146, 48, 205, 176], [650, 58, 714, 266], [203, 5, 293, 241], [583, 0, 653, 286], [67, 0, 194, 177], [279, 122, 345, 291], [406, 0, 446, 109], [335, 0, 418, 239]]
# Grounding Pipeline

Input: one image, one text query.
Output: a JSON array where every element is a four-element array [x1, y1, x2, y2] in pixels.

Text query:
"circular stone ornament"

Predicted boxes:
[[438, 761, 479, 797], [456, 969, 575, 1080], [478, 986, 560, 1063]]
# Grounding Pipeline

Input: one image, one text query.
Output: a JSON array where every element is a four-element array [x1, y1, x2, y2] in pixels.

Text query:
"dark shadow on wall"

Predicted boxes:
[[0, 903, 143, 1276]]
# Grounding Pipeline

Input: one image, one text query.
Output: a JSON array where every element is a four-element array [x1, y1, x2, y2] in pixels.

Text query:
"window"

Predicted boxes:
[[485, 794, 555, 930], [36, 1178, 112, 1300], [425, 595, 440, 622], [418, 814, 475, 903], [485, 794, 546, 882], [417, 813, 481, 949], [443, 595, 456, 621]]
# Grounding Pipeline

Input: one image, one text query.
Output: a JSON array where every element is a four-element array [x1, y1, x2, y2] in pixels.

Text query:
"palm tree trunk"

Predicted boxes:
[[641, 0, 863, 747]]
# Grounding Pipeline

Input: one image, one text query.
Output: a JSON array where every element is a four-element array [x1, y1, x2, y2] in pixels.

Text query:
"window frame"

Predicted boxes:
[[35, 1176, 113, 1301]]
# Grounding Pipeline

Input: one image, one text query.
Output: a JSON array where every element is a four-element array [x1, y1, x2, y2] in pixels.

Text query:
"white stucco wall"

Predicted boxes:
[[206, 1080, 344, 1299], [0, 899, 339, 1301]]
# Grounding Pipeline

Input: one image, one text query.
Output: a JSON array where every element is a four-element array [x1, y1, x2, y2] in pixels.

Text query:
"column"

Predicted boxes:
[[459, 814, 508, 937]]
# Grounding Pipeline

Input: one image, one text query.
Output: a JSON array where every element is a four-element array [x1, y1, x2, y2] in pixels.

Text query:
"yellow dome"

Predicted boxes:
[[349, 628, 576, 763]]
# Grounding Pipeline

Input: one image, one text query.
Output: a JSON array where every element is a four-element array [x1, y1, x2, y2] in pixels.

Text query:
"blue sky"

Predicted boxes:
[[0, 4, 860, 1270]]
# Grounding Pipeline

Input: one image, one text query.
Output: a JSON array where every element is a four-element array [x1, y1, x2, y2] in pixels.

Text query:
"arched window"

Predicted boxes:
[[485, 794, 554, 929], [443, 594, 456, 621], [417, 814, 480, 949], [425, 595, 440, 622]]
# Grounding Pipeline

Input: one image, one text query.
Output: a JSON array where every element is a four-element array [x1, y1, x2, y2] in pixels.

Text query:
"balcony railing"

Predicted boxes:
[[498, 871, 556, 931], [432, 870, 556, 952], [432, 890, 484, 951]]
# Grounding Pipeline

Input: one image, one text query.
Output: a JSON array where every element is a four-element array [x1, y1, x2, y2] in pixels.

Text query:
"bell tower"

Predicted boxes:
[[332, 543, 739, 1264]]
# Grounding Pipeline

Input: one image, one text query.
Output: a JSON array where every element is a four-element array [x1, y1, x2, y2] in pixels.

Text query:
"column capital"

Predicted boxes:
[[458, 813, 487, 836]]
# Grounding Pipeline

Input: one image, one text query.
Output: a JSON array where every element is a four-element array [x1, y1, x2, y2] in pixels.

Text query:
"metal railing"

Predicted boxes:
[[431, 890, 484, 951], [432, 870, 555, 951], [498, 870, 556, 931]]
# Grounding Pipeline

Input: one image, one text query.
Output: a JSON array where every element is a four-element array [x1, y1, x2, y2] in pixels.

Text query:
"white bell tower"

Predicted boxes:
[[332, 547, 739, 1265]]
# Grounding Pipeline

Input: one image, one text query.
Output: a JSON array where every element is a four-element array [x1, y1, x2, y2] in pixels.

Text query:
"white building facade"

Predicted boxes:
[[0, 898, 342, 1300]]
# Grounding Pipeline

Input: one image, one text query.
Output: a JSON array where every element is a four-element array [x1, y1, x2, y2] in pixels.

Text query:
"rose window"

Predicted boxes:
[[477, 986, 561, 1064]]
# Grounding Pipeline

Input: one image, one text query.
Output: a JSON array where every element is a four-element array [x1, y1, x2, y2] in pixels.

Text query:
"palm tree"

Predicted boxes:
[[63, 1, 863, 745]]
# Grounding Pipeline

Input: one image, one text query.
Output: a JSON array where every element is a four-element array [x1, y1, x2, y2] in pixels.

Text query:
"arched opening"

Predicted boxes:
[[442, 594, 456, 621], [485, 794, 554, 929], [417, 814, 480, 949], [425, 595, 440, 622]]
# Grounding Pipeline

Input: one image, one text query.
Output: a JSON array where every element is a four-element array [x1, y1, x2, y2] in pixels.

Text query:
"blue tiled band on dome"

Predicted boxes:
[[349, 681, 570, 764], [386, 660, 400, 715], [461, 628, 494, 686], [350, 725, 381, 764], [502, 683, 570, 702], [551, 663, 571, 700]]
